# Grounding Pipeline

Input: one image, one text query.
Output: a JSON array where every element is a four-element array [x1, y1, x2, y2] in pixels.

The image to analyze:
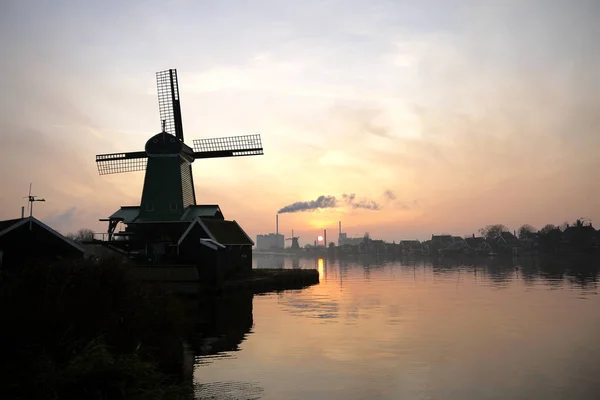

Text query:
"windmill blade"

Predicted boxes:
[[192, 134, 264, 159], [96, 151, 148, 175], [156, 69, 184, 141]]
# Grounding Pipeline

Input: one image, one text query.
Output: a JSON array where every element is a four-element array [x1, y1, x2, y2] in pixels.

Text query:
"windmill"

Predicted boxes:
[[285, 229, 300, 250], [95, 69, 263, 263]]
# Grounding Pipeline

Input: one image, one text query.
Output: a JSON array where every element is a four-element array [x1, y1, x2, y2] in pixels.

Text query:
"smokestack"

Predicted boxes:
[[21, 206, 24, 219], [276, 214, 279, 235], [292, 229, 294, 238], [324, 229, 327, 248], [339, 221, 341, 236]]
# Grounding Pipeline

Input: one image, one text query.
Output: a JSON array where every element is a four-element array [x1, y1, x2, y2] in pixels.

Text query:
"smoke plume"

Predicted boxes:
[[352, 200, 381, 210], [277, 195, 337, 214], [277, 193, 383, 214], [342, 193, 382, 210], [383, 190, 396, 201]]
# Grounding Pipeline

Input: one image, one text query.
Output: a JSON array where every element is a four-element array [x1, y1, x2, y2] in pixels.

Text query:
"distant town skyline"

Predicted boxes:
[[1, 1, 599, 243]]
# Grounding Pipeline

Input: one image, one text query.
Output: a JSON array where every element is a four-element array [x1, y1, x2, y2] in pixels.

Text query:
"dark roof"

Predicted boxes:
[[432, 235, 453, 240], [499, 231, 519, 242], [564, 225, 596, 235], [110, 205, 225, 224], [109, 207, 140, 223], [0, 216, 84, 254], [181, 205, 224, 221], [0, 218, 24, 233], [465, 237, 486, 247], [201, 219, 253, 246]]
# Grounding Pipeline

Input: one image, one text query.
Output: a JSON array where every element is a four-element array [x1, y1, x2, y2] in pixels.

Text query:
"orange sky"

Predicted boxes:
[[0, 1, 598, 243]]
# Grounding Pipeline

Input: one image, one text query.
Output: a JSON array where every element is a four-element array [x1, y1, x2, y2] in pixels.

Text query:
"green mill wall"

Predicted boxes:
[[139, 156, 195, 219]]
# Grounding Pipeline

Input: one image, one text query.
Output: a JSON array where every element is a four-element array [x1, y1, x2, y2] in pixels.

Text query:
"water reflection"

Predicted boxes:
[[197, 255, 600, 400], [188, 293, 254, 363], [255, 255, 285, 269], [317, 257, 325, 280]]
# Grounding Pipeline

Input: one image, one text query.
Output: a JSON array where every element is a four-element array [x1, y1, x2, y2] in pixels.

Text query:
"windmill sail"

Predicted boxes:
[[156, 69, 184, 141], [96, 151, 148, 175], [192, 134, 264, 159]]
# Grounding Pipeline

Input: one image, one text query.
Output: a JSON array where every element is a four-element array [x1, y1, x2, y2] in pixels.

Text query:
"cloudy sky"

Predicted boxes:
[[0, 0, 598, 243]]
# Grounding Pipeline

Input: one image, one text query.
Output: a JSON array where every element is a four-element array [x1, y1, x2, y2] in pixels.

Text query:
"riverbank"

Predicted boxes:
[[224, 268, 319, 294], [129, 264, 320, 296], [0, 259, 193, 399]]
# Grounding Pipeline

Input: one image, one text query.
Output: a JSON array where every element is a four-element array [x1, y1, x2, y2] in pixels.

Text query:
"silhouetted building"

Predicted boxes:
[[562, 220, 597, 253], [495, 231, 521, 254], [0, 216, 84, 270], [399, 240, 423, 255], [464, 236, 493, 254], [179, 219, 254, 277], [429, 235, 455, 254]]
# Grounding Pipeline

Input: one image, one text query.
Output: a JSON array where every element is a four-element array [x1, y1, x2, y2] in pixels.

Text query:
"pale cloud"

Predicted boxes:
[[0, 0, 598, 241]]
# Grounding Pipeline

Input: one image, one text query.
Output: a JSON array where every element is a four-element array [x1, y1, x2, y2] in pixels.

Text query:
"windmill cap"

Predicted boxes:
[[145, 131, 183, 155]]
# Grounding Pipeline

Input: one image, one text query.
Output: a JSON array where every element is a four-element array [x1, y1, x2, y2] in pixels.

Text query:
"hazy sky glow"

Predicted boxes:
[[1, 0, 598, 243]]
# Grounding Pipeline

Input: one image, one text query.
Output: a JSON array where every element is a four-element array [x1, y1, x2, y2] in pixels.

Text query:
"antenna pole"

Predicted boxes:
[[24, 183, 45, 230]]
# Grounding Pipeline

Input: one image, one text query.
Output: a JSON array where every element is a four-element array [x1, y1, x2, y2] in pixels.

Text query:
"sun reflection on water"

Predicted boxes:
[[317, 258, 324, 281]]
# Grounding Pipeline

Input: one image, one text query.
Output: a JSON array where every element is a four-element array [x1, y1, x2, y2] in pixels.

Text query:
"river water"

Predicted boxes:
[[193, 255, 600, 400]]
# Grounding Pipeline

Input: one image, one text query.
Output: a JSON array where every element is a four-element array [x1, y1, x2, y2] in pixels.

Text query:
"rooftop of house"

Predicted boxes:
[[201, 219, 254, 246], [465, 237, 486, 246], [108, 205, 224, 224], [0, 218, 24, 234], [431, 235, 453, 241], [0, 216, 85, 254]]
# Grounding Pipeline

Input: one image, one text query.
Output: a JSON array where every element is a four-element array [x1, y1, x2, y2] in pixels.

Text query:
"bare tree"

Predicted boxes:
[[66, 228, 95, 242], [540, 224, 557, 235], [478, 224, 508, 239], [518, 224, 536, 240]]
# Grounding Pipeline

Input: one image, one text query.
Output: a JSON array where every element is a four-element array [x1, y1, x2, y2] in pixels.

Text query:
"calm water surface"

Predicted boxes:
[[194, 256, 600, 400]]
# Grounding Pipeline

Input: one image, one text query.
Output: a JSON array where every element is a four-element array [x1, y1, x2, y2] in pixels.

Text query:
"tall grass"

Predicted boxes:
[[0, 257, 193, 399]]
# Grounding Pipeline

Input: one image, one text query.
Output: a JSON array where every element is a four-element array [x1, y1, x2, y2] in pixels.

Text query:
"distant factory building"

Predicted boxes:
[[256, 233, 285, 251], [255, 214, 285, 251], [337, 221, 364, 246]]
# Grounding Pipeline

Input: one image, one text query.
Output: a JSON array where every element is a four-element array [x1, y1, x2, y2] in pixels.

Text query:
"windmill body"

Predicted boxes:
[[95, 69, 262, 272], [138, 131, 196, 221]]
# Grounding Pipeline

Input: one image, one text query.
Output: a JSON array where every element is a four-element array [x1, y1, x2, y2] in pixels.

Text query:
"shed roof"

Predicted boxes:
[[0, 216, 85, 254], [200, 219, 254, 246], [178, 218, 254, 247], [0, 218, 23, 234]]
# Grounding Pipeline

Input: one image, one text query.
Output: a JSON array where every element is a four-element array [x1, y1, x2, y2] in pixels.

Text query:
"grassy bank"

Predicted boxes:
[[0, 258, 193, 399], [222, 268, 320, 294]]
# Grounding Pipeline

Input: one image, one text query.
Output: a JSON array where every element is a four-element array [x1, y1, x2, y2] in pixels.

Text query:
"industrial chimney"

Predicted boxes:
[[324, 229, 327, 248], [21, 206, 25, 219], [339, 221, 341, 236], [276, 214, 279, 235]]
